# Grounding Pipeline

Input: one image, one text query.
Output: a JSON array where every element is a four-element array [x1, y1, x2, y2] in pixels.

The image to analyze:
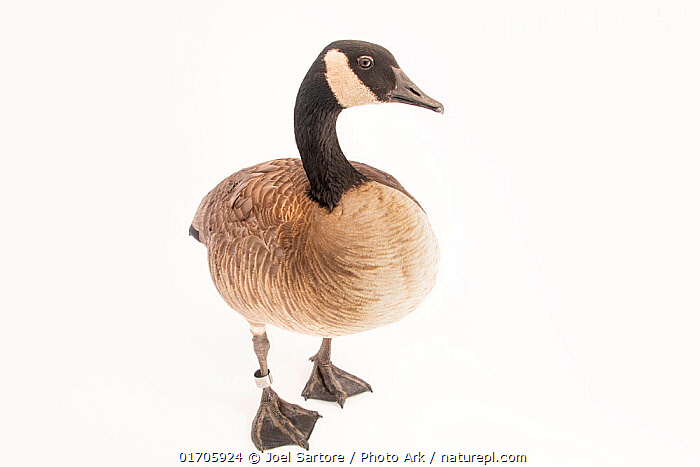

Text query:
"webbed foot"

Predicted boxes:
[[301, 339, 372, 408], [251, 387, 321, 451]]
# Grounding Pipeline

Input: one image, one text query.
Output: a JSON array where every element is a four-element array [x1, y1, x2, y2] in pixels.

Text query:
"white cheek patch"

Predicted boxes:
[[323, 49, 379, 108]]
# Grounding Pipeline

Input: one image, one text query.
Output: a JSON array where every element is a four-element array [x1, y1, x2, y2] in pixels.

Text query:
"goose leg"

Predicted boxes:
[[301, 338, 373, 408], [249, 326, 321, 451]]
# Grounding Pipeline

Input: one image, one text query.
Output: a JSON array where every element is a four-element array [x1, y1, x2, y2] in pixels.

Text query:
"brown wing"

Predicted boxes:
[[351, 161, 422, 210], [190, 158, 309, 247], [190, 158, 316, 322]]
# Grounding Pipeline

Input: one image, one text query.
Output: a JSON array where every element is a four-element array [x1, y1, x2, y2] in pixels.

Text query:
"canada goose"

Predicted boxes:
[[190, 40, 443, 451]]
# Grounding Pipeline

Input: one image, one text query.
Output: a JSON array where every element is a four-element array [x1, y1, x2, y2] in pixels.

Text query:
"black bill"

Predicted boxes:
[[386, 67, 444, 114]]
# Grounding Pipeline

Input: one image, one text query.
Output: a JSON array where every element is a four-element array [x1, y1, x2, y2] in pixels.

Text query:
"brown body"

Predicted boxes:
[[192, 158, 439, 337]]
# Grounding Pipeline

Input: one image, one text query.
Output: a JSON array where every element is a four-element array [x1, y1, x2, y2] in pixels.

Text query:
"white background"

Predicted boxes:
[[2, 1, 698, 466]]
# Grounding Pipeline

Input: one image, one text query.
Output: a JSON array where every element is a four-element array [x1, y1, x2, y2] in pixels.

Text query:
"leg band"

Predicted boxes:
[[254, 369, 273, 389]]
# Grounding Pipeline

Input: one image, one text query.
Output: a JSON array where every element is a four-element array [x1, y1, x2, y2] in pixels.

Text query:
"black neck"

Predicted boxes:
[[294, 72, 367, 209]]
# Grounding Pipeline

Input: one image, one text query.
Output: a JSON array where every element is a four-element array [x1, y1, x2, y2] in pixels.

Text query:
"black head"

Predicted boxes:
[[293, 40, 443, 210], [317, 40, 444, 113]]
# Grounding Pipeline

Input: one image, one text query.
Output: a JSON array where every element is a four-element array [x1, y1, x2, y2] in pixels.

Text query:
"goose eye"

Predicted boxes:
[[357, 56, 374, 69]]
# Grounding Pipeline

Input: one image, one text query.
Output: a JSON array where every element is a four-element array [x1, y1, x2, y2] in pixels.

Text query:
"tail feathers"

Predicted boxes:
[[189, 224, 201, 243]]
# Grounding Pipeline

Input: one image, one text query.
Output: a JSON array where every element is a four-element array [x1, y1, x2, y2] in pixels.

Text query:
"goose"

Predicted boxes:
[[190, 40, 443, 451]]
